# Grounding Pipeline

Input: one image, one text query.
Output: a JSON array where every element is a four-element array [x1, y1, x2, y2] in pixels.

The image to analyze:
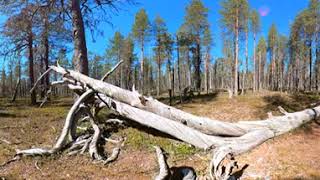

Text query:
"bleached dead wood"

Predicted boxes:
[[154, 146, 171, 180], [154, 146, 198, 180], [8, 65, 320, 180], [50, 66, 246, 137]]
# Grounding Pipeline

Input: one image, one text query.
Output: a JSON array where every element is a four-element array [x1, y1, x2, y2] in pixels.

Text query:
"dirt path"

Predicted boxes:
[[0, 92, 319, 179]]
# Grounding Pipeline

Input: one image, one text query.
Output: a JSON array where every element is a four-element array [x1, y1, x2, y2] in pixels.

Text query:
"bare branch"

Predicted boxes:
[[278, 106, 288, 115], [101, 60, 123, 81], [30, 67, 52, 93]]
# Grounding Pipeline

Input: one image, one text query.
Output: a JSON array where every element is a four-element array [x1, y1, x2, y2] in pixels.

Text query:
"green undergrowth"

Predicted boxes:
[[121, 128, 198, 158]]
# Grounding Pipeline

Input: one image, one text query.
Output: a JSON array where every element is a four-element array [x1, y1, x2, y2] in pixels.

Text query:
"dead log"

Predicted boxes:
[[50, 66, 246, 137], [7, 65, 320, 180]]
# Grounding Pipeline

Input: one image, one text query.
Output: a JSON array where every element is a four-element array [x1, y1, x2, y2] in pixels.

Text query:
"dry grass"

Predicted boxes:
[[0, 91, 320, 179]]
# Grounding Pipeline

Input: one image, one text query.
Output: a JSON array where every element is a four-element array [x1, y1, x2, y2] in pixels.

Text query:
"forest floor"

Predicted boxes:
[[0, 91, 320, 179]]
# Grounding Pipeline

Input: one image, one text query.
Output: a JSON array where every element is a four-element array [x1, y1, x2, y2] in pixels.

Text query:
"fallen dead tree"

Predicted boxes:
[[3, 62, 320, 180]]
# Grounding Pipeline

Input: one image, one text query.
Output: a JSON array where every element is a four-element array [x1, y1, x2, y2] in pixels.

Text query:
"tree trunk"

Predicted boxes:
[[43, 9, 50, 92], [309, 42, 312, 91], [187, 50, 192, 88], [316, 33, 320, 92], [177, 38, 182, 102], [253, 33, 256, 92], [205, 50, 210, 94], [171, 60, 175, 97], [40, 54, 45, 98], [157, 61, 161, 97], [242, 30, 248, 95], [28, 26, 36, 105], [71, 0, 89, 75], [140, 41, 144, 94], [271, 47, 275, 91], [1, 67, 6, 97], [234, 12, 239, 96], [195, 36, 201, 94]]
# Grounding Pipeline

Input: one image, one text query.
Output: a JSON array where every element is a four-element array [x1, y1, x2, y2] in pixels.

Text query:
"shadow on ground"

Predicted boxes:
[[158, 92, 219, 106], [253, 93, 320, 117], [0, 112, 17, 118], [256, 92, 320, 135]]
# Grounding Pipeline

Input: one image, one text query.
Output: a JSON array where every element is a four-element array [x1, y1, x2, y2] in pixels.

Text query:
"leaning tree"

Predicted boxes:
[[2, 61, 320, 180]]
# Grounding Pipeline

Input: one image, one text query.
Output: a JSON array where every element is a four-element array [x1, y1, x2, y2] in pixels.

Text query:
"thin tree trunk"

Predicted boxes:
[[271, 48, 275, 91], [187, 50, 192, 88], [171, 61, 174, 97], [242, 30, 248, 95], [177, 38, 182, 102], [316, 34, 320, 92], [253, 33, 256, 92], [40, 54, 45, 98], [140, 41, 144, 94], [157, 62, 161, 97], [205, 51, 210, 94], [17, 56, 21, 97], [309, 42, 312, 91], [195, 36, 201, 94], [258, 51, 261, 91], [234, 11, 239, 96], [296, 52, 300, 91]]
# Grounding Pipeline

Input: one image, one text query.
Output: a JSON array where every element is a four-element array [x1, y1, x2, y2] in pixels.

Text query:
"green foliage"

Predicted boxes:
[[267, 24, 278, 51], [250, 9, 260, 34], [184, 0, 209, 36], [124, 128, 197, 157], [122, 36, 136, 70], [89, 54, 103, 79], [219, 0, 249, 33], [257, 37, 267, 51], [106, 31, 124, 62], [57, 48, 71, 69], [132, 9, 151, 45], [153, 15, 168, 66], [202, 27, 212, 48]]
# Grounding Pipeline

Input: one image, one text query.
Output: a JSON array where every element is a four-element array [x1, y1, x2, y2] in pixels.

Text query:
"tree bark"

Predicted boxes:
[[234, 10, 239, 96], [71, 0, 89, 75], [157, 61, 161, 97], [309, 42, 312, 91], [177, 37, 182, 102], [316, 34, 320, 92], [43, 8, 50, 92], [195, 36, 201, 94], [242, 30, 248, 95], [253, 33, 256, 92], [140, 41, 144, 94], [187, 50, 192, 88], [205, 50, 210, 94], [28, 24, 36, 105]]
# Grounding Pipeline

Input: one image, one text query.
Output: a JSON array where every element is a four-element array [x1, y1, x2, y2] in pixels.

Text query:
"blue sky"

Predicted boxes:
[[0, 0, 310, 70]]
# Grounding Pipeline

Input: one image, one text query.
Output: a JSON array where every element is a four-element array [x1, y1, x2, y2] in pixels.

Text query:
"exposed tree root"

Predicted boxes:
[[154, 146, 171, 180], [0, 156, 20, 168], [103, 138, 124, 165], [154, 146, 197, 180]]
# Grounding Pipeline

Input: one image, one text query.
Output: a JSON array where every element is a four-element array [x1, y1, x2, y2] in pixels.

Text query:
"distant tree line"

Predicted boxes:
[[0, 0, 319, 104]]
